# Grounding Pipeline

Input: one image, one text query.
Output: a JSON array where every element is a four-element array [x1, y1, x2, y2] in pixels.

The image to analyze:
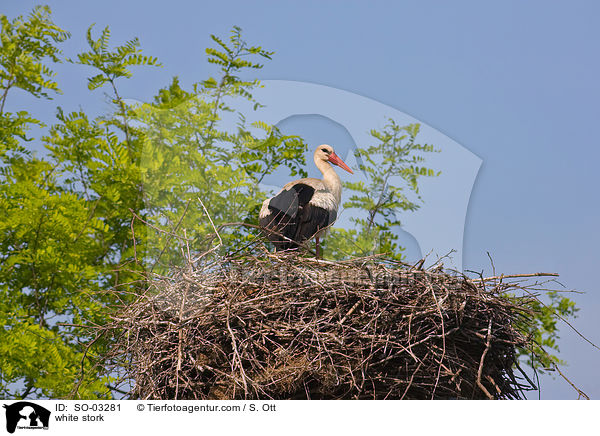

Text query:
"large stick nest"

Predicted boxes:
[[108, 252, 543, 400]]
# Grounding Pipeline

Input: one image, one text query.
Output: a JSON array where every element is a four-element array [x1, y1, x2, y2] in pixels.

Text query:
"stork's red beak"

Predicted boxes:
[[328, 152, 353, 174]]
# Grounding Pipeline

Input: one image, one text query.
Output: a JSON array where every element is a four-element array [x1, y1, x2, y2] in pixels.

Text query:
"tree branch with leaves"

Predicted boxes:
[[325, 120, 439, 260]]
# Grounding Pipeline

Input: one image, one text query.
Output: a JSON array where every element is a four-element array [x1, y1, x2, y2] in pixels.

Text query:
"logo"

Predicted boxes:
[[2, 402, 50, 434]]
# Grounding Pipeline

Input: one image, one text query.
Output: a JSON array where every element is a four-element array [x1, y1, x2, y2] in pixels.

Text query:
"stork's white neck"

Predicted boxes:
[[315, 156, 342, 205]]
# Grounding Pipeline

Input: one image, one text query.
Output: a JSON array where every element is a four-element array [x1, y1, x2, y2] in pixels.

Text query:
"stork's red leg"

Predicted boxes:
[[316, 236, 320, 259]]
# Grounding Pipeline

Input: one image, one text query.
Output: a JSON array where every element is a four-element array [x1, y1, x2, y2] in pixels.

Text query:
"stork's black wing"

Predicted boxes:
[[295, 201, 336, 243], [259, 183, 316, 250]]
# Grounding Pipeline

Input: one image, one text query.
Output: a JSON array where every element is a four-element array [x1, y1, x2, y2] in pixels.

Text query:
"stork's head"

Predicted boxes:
[[314, 144, 353, 174]]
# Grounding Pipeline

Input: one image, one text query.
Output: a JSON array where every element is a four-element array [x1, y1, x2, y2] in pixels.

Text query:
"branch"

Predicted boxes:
[[479, 272, 559, 282], [109, 78, 131, 146], [0, 80, 13, 115], [549, 360, 590, 400]]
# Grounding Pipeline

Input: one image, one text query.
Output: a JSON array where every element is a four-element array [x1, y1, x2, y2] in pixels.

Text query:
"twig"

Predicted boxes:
[[476, 319, 494, 399], [175, 281, 190, 400], [339, 300, 361, 325], [479, 273, 559, 282], [150, 200, 191, 273], [226, 305, 249, 397], [429, 282, 446, 399], [70, 332, 106, 399], [550, 361, 590, 400]]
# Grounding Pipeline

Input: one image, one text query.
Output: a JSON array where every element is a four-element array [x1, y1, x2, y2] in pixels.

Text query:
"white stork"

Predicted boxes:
[[259, 144, 353, 257]]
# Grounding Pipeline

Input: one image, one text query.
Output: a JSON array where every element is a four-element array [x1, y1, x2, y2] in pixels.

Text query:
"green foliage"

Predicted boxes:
[[325, 120, 439, 260], [0, 111, 38, 158], [134, 31, 305, 270], [0, 5, 69, 102], [71, 25, 160, 91], [0, 154, 113, 398], [0, 6, 110, 399], [0, 5, 69, 158], [0, 8, 307, 398], [514, 290, 579, 372], [46, 23, 157, 290], [0, 8, 151, 399], [201, 25, 273, 111]]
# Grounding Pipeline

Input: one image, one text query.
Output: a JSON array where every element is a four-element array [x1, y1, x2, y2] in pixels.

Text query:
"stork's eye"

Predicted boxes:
[[321, 148, 329, 153]]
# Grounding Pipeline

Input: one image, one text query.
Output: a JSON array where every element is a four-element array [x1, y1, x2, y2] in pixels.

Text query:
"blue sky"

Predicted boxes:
[[4, 1, 600, 399]]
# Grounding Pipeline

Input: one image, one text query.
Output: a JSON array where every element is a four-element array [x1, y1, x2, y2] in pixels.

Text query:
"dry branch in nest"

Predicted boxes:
[[100, 249, 566, 400]]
